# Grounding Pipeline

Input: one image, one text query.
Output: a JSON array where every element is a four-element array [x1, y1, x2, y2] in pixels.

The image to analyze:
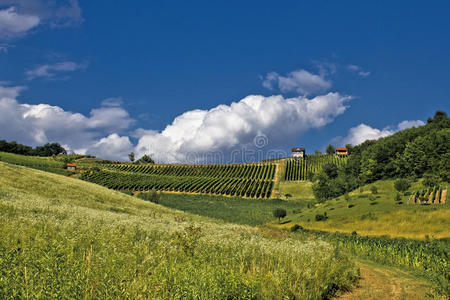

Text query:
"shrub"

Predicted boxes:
[[138, 190, 160, 204], [290, 224, 303, 232], [394, 178, 411, 195], [370, 186, 378, 194], [315, 213, 328, 221], [344, 193, 350, 202]]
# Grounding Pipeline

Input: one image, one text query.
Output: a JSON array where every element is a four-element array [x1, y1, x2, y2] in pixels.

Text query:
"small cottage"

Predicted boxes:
[[291, 147, 305, 158], [335, 148, 348, 155], [66, 163, 76, 171]]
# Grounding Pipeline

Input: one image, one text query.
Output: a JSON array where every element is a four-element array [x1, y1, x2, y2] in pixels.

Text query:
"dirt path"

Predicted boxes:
[[336, 260, 433, 300]]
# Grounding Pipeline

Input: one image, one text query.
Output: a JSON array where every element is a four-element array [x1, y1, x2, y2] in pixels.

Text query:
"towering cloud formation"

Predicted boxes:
[[135, 93, 351, 162]]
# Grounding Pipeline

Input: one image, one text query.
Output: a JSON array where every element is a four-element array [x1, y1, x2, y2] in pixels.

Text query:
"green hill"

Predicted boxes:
[[0, 161, 357, 299], [278, 179, 449, 240]]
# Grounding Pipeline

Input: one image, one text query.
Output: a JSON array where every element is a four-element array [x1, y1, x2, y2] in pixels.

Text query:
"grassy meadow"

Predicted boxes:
[[0, 162, 358, 299], [278, 179, 450, 240], [156, 193, 307, 225]]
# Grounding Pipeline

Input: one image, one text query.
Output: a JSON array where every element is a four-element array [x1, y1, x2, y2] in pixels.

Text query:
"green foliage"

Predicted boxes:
[[320, 111, 449, 201], [290, 224, 303, 232], [315, 212, 328, 221], [394, 178, 411, 194], [273, 208, 287, 221], [422, 173, 439, 188], [0, 140, 66, 156], [137, 190, 160, 204], [128, 152, 135, 162], [370, 186, 378, 194], [323, 162, 338, 179], [135, 154, 154, 164], [326, 144, 336, 155]]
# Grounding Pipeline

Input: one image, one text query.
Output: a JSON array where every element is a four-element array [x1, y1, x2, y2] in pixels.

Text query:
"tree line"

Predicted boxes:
[[313, 111, 449, 202], [0, 140, 67, 157]]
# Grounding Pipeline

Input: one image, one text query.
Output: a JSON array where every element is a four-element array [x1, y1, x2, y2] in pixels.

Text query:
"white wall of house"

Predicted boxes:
[[292, 151, 304, 158]]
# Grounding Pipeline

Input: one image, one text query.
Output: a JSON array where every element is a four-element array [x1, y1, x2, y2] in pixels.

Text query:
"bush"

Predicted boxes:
[[315, 213, 328, 221], [394, 178, 411, 195], [370, 186, 378, 194], [138, 190, 160, 204], [290, 224, 303, 232]]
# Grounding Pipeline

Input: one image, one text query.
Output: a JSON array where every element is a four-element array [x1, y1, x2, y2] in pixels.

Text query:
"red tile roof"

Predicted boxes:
[[336, 148, 348, 151], [291, 148, 305, 152], [66, 163, 77, 167]]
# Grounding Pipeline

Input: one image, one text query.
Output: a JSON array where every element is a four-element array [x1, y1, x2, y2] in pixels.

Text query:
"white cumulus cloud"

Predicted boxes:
[[0, 84, 134, 160], [334, 120, 425, 146], [262, 69, 332, 95], [135, 93, 351, 163]]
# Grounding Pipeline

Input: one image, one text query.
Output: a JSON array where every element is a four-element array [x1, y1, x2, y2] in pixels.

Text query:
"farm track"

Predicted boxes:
[[337, 260, 433, 300]]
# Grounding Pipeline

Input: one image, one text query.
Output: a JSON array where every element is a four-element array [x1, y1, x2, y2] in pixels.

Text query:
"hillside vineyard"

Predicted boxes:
[[283, 155, 348, 181], [81, 163, 276, 198]]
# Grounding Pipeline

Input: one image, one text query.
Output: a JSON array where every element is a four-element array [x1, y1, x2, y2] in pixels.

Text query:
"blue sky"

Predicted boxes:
[[0, 1, 449, 162]]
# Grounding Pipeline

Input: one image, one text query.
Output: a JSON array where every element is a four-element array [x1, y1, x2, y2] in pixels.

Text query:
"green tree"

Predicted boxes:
[[273, 208, 287, 222], [136, 154, 155, 164], [326, 144, 336, 155], [312, 172, 331, 203], [128, 152, 135, 162], [394, 178, 411, 195], [422, 173, 439, 188], [322, 163, 338, 179]]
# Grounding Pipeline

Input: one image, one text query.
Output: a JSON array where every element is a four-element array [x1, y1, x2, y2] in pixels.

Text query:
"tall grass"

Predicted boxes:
[[0, 162, 358, 299]]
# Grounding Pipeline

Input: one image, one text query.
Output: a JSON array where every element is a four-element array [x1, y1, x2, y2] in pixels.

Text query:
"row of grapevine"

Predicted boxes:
[[105, 163, 276, 180], [409, 187, 447, 204], [81, 170, 274, 198], [283, 155, 348, 181]]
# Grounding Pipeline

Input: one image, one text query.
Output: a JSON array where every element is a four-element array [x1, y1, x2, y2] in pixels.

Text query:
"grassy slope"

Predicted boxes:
[[156, 193, 306, 226], [0, 162, 357, 299], [281, 179, 450, 240]]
